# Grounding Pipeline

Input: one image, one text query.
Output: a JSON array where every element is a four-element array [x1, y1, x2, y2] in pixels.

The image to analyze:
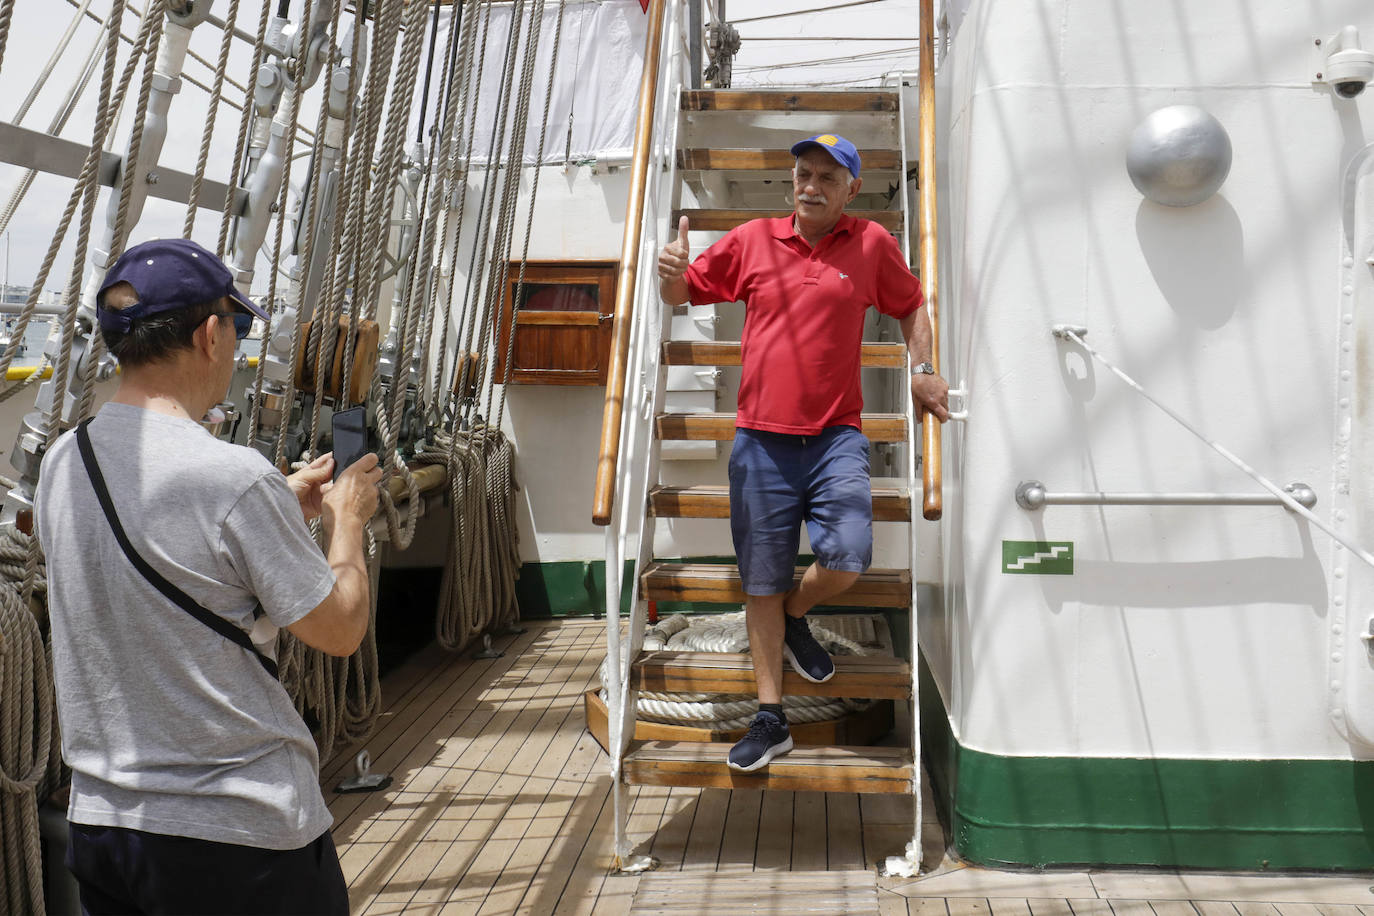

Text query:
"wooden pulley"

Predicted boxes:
[[453, 351, 485, 399], [294, 316, 380, 404]]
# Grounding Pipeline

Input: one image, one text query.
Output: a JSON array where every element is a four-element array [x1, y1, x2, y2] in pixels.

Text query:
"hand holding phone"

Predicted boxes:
[[331, 406, 370, 481]]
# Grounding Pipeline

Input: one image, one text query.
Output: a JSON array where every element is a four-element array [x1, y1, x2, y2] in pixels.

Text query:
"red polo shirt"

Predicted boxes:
[[684, 214, 923, 435]]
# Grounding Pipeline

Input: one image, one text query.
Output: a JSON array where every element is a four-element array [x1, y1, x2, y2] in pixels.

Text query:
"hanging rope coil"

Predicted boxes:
[[0, 527, 54, 916]]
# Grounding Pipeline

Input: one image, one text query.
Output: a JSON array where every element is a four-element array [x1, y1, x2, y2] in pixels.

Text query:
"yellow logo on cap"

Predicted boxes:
[[816, 134, 839, 146]]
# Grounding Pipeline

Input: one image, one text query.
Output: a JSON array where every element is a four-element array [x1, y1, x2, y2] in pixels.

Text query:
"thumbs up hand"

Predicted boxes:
[[657, 215, 692, 282]]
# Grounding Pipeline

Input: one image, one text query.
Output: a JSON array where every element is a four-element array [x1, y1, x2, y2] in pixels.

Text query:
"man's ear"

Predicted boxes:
[[847, 176, 863, 203], [193, 313, 223, 358]]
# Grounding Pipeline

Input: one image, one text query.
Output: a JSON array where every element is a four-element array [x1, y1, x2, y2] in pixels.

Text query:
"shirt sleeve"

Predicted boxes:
[[871, 229, 923, 319], [684, 227, 745, 305], [219, 473, 336, 628]]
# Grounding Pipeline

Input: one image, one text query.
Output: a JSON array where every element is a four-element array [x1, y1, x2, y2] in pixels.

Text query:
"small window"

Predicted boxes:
[[494, 260, 618, 386]]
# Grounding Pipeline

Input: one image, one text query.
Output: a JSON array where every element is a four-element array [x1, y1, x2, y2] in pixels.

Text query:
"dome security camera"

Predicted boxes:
[[1321, 25, 1374, 99]]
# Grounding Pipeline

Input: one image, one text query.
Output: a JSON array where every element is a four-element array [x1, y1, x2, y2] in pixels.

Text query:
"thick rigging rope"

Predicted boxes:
[[0, 0, 14, 79], [184, 0, 245, 237], [218, 0, 276, 258], [0, 1, 133, 907]]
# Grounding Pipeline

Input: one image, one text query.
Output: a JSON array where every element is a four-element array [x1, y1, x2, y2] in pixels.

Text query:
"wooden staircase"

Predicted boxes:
[[606, 86, 919, 797]]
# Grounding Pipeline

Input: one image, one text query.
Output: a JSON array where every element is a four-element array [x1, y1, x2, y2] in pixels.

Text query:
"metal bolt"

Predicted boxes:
[[146, 171, 159, 185]]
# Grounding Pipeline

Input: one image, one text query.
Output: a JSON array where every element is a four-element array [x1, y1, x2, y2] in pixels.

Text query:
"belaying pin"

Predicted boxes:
[[473, 633, 504, 659]]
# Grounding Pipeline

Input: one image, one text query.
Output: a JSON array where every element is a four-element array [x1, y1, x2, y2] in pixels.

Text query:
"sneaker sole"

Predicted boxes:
[[727, 735, 794, 772], [782, 643, 835, 684]]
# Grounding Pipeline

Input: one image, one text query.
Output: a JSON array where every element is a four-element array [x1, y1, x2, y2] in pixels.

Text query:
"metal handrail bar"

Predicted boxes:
[[917, 0, 943, 521], [593, 0, 669, 527], [1056, 325, 1374, 571], [602, 0, 686, 870], [1015, 480, 1318, 510]]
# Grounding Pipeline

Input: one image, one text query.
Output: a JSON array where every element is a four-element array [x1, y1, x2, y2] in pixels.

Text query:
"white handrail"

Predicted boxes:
[[1055, 325, 1374, 570]]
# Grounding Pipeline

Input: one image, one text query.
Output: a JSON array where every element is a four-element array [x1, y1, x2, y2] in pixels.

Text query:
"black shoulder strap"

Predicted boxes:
[[74, 419, 279, 679]]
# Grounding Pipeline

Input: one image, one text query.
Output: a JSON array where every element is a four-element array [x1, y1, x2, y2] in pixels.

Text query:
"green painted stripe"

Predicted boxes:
[[515, 555, 821, 618], [919, 659, 1374, 870]]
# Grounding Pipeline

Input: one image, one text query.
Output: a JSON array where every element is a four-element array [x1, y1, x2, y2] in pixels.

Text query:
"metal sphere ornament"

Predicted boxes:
[[1126, 105, 1232, 207]]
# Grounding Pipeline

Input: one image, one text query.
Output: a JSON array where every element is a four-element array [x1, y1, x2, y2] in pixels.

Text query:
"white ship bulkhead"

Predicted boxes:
[[924, 0, 1374, 868]]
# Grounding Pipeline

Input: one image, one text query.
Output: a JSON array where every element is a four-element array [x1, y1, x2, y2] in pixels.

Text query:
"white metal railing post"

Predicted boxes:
[[604, 0, 687, 871]]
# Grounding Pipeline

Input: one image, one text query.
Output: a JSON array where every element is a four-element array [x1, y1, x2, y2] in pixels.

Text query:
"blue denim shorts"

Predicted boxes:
[[727, 425, 873, 596]]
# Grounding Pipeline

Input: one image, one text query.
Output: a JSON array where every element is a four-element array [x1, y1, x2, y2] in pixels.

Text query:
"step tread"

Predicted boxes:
[[655, 412, 907, 443], [678, 148, 903, 171], [623, 740, 913, 793], [681, 89, 899, 112], [662, 340, 907, 368], [675, 207, 902, 232], [633, 650, 911, 700], [649, 484, 910, 521], [641, 562, 911, 608]]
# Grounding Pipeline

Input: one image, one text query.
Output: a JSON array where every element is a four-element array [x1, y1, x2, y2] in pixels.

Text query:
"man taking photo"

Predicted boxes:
[[36, 238, 381, 914]]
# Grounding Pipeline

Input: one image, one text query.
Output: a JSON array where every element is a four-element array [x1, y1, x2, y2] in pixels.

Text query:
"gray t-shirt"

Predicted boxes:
[[36, 402, 336, 850]]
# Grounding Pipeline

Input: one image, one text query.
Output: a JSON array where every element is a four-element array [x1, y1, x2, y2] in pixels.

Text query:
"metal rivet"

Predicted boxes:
[[1344, 286, 1354, 296], [1343, 370, 1353, 380], [1345, 314, 1355, 324], [1336, 596, 1346, 606], [1334, 652, 1344, 662], [1341, 398, 1351, 408]]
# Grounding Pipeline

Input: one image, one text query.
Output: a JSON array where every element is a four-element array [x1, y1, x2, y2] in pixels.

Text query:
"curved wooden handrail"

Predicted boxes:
[[918, 0, 943, 521], [593, 0, 668, 527]]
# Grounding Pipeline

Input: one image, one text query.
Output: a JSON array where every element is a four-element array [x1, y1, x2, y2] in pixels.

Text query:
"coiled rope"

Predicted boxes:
[[603, 612, 876, 730]]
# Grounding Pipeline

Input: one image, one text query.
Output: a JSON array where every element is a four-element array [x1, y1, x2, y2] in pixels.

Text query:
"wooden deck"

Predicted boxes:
[[324, 619, 1374, 915]]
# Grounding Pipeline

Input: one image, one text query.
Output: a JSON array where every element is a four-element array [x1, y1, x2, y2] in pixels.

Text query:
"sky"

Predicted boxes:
[[0, 0, 926, 299]]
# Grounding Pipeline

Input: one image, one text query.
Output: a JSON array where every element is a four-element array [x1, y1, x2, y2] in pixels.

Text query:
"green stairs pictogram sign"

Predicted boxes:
[[1002, 540, 1074, 575]]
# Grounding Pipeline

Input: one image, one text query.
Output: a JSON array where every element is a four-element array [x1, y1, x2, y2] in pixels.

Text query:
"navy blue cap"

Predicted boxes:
[[790, 133, 861, 178], [96, 238, 269, 335]]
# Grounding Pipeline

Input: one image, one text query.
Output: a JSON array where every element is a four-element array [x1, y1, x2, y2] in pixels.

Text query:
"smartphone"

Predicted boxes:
[[331, 406, 369, 481]]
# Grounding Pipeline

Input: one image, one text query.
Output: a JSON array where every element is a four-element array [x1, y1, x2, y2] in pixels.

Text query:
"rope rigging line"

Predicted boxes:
[[0, 0, 14, 79], [427, 0, 491, 414], [0, 0, 151, 385], [494, 0, 567, 429], [453, 0, 524, 411], [477, 0, 542, 425], [219, 0, 278, 258], [184, 0, 246, 237], [0, 2, 133, 907]]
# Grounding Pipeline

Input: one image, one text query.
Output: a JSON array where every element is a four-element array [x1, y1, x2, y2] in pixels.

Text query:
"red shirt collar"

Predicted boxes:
[[771, 213, 857, 241]]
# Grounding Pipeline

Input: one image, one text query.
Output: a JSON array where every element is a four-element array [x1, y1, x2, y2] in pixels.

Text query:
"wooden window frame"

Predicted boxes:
[[494, 260, 618, 387]]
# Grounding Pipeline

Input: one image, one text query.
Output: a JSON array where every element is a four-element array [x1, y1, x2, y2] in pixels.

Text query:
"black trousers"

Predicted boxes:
[[66, 823, 350, 915]]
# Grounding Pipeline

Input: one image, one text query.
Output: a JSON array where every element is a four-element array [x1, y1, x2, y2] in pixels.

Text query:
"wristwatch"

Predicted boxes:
[[910, 361, 935, 377]]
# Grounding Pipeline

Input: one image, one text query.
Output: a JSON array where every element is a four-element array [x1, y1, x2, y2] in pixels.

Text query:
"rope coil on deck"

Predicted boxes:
[[602, 612, 876, 730]]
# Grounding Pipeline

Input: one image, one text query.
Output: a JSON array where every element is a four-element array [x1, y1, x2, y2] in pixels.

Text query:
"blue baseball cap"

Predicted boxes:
[[96, 238, 269, 335], [790, 133, 861, 178]]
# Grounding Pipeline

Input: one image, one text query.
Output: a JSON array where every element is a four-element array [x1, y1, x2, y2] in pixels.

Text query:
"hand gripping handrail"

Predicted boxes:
[[918, 0, 943, 520], [593, 0, 668, 527]]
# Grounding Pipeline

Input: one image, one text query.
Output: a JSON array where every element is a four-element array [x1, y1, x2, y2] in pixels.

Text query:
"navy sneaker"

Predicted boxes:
[[782, 613, 835, 683], [727, 710, 793, 772]]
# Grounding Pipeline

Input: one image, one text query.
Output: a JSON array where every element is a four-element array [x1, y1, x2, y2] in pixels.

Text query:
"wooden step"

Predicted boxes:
[[584, 689, 895, 748], [623, 740, 913, 794], [675, 208, 902, 233], [641, 562, 911, 608], [649, 484, 910, 521], [681, 89, 898, 113], [632, 651, 911, 700], [655, 412, 907, 442], [662, 340, 907, 368], [678, 148, 903, 172]]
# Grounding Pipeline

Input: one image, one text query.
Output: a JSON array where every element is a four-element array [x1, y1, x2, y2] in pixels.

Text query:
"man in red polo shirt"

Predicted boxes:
[[658, 133, 949, 771]]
